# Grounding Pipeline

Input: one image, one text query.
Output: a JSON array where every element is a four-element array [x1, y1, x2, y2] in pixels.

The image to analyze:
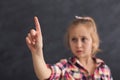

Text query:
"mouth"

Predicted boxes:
[[76, 50, 82, 54]]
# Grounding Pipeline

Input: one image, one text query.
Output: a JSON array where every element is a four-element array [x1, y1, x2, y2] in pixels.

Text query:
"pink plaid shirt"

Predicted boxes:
[[48, 56, 113, 80]]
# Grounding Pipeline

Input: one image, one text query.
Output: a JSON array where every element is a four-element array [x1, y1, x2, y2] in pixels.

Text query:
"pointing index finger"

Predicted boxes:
[[34, 16, 41, 32]]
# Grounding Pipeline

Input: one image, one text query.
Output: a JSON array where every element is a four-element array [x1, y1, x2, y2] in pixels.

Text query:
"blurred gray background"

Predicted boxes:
[[0, 0, 120, 80]]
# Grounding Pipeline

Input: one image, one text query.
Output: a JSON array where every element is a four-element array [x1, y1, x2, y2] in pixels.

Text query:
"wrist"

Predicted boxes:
[[31, 48, 43, 57]]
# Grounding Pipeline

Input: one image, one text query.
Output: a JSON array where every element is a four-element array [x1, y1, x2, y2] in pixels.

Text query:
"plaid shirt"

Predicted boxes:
[[48, 56, 113, 80]]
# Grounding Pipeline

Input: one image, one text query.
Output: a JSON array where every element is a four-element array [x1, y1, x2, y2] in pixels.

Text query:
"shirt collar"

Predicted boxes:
[[69, 56, 104, 68]]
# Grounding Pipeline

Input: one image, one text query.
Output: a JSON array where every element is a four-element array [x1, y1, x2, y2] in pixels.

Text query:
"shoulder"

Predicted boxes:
[[99, 63, 113, 79], [95, 58, 112, 76], [54, 58, 68, 69], [54, 57, 74, 69], [96, 58, 111, 70]]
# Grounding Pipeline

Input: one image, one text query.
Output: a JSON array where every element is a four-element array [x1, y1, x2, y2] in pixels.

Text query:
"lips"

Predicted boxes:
[[76, 50, 82, 54]]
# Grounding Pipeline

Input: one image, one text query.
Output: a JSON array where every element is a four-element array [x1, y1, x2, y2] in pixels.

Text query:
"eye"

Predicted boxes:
[[81, 37, 87, 42], [71, 37, 77, 42]]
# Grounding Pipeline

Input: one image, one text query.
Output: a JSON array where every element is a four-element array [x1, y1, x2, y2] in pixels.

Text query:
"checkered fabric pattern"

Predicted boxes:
[[48, 56, 113, 80]]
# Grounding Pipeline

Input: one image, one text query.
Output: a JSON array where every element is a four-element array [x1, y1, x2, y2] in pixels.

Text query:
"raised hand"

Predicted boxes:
[[26, 16, 43, 54]]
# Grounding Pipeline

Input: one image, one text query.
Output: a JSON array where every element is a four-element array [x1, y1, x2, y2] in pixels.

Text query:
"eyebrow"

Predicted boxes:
[[70, 35, 89, 39]]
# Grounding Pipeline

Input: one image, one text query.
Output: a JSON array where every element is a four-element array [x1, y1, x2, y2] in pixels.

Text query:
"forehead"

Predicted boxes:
[[69, 24, 91, 37]]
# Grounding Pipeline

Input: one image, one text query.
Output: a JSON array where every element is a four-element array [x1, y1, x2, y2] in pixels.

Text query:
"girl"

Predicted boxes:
[[26, 16, 113, 80]]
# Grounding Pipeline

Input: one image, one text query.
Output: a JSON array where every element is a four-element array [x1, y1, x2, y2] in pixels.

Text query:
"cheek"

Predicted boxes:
[[85, 42, 92, 51], [69, 41, 75, 51]]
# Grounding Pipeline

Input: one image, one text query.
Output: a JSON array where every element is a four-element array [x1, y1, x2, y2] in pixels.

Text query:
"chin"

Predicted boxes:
[[74, 54, 88, 59]]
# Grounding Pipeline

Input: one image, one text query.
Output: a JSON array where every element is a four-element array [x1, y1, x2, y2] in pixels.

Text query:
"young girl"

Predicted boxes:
[[26, 16, 113, 80]]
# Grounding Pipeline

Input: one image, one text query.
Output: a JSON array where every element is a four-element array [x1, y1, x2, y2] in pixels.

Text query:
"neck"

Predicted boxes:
[[76, 56, 96, 75], [78, 56, 93, 67]]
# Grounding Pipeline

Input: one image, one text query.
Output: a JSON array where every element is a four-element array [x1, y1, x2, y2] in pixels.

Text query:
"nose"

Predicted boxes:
[[76, 40, 82, 48]]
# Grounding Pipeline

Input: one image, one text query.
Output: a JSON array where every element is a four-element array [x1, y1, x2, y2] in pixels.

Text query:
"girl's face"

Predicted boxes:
[[69, 24, 93, 59]]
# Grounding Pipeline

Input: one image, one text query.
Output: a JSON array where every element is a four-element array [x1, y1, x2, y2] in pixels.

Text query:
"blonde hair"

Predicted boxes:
[[64, 16, 100, 56]]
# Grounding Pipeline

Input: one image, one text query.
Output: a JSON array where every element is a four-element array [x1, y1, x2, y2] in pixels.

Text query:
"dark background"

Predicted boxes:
[[0, 0, 120, 80]]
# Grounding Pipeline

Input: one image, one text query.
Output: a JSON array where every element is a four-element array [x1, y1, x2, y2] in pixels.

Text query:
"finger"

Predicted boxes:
[[27, 33, 36, 46], [34, 16, 41, 32], [26, 36, 31, 44], [27, 33, 33, 43], [30, 29, 37, 43], [30, 29, 36, 38], [26, 37, 33, 50]]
